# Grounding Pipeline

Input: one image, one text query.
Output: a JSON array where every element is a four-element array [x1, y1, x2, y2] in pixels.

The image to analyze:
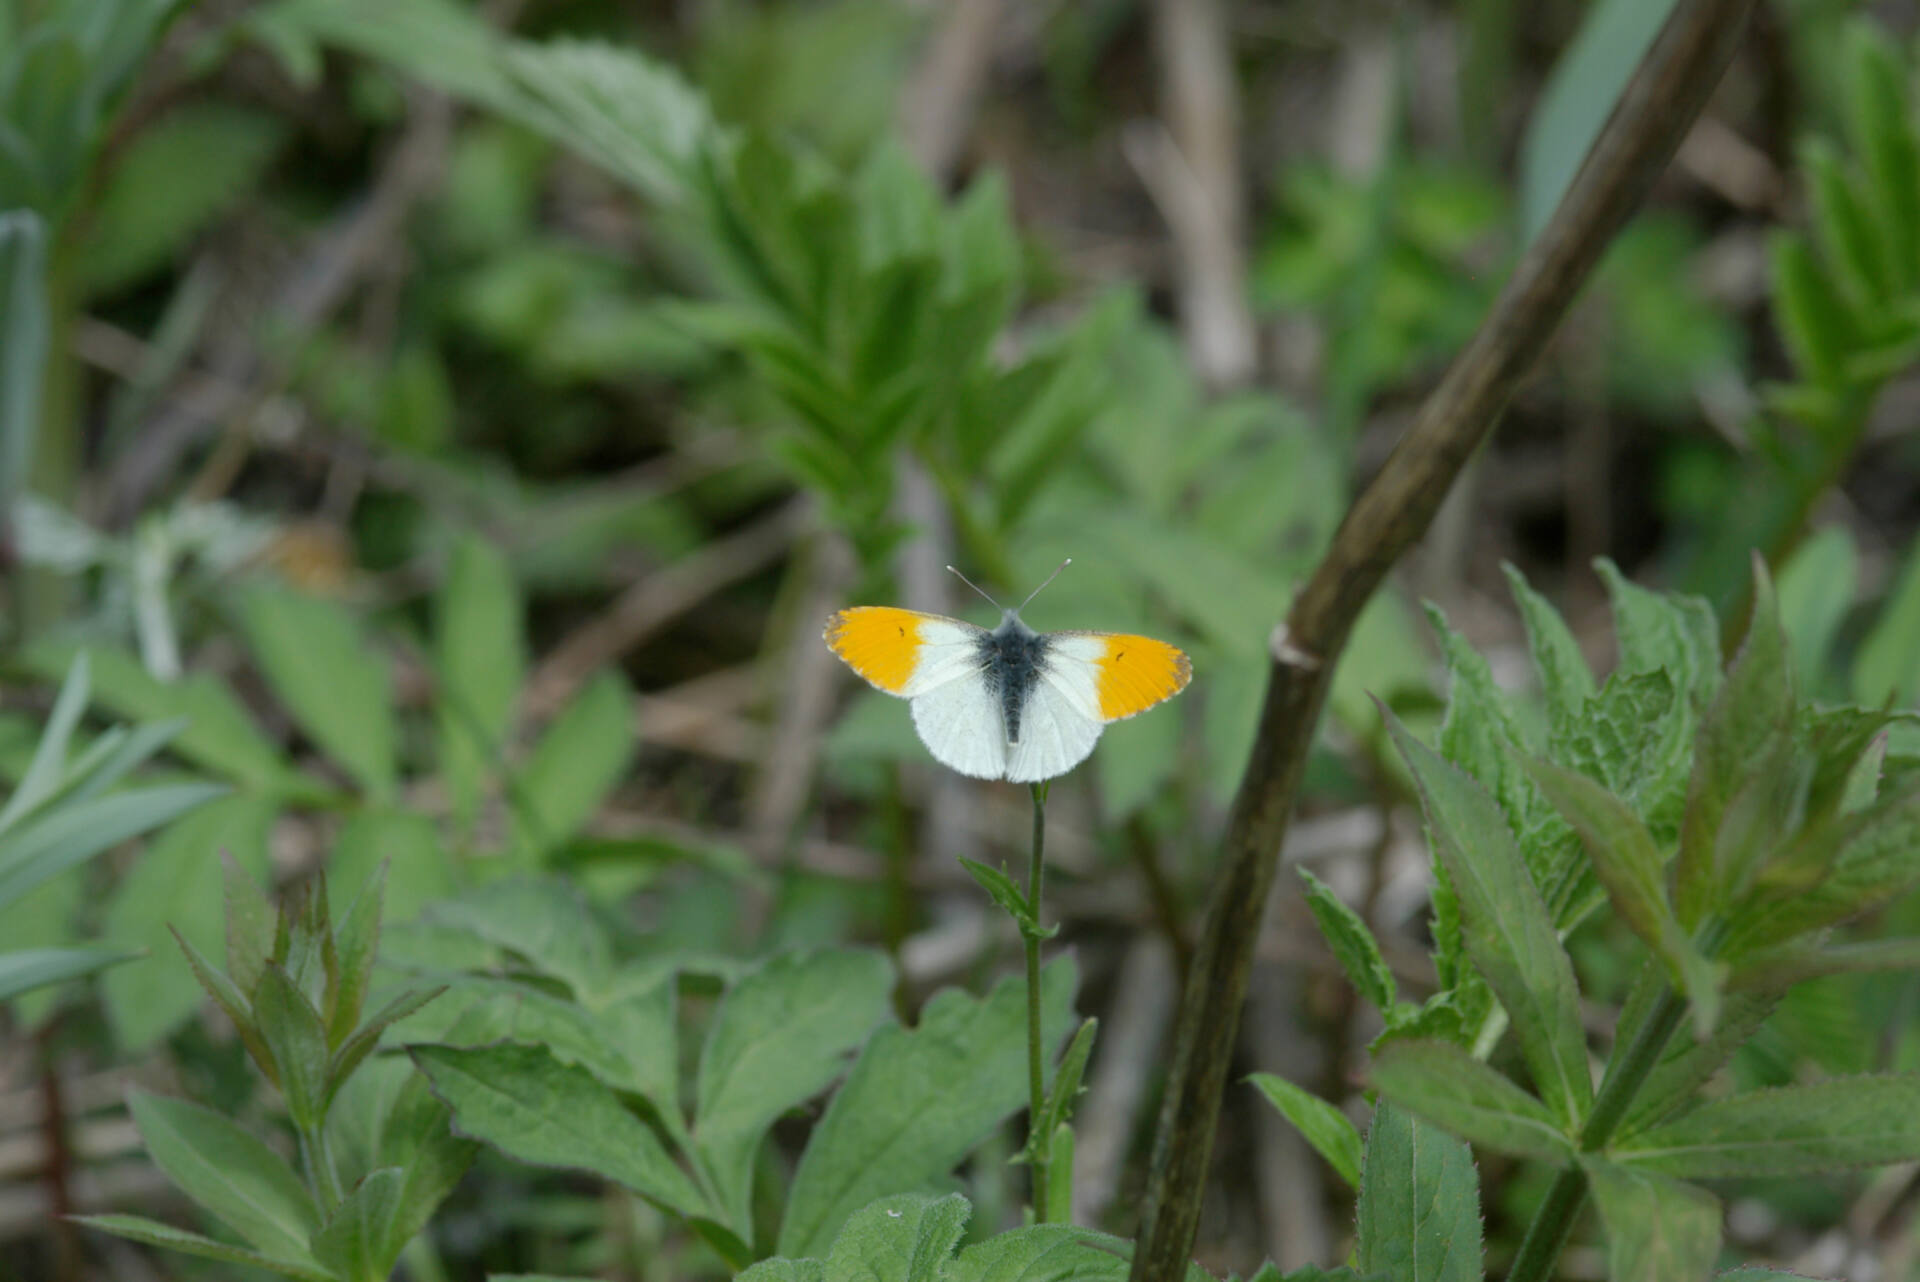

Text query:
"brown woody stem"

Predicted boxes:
[[1125, 3, 1758, 1277]]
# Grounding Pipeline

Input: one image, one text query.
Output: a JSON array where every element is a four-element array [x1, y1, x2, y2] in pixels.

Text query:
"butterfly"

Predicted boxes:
[[824, 561, 1192, 782]]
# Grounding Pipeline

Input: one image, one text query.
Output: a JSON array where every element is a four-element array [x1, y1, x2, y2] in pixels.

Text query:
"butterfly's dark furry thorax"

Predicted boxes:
[[976, 611, 1049, 745]]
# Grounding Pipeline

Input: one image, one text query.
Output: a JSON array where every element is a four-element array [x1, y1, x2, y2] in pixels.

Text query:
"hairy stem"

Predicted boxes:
[[1126, 2, 1757, 1276], [1026, 779, 1050, 1222], [1506, 987, 1689, 1282]]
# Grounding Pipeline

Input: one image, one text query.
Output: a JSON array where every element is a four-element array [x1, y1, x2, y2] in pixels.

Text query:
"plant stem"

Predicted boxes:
[[1026, 780, 1050, 1222], [1125, 2, 1757, 1275], [300, 1120, 346, 1216], [1505, 986, 1688, 1282]]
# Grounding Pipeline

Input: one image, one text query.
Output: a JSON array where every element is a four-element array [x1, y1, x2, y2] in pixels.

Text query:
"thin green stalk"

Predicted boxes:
[[1505, 986, 1688, 1282], [299, 1120, 345, 1216], [1026, 780, 1050, 1222]]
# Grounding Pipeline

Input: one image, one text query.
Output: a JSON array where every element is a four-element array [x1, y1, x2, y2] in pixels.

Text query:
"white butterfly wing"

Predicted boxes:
[[911, 678, 1009, 779], [1006, 660, 1104, 783]]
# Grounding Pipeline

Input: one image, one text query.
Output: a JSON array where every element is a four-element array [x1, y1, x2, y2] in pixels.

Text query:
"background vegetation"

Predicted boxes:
[[11, 0, 1920, 1279]]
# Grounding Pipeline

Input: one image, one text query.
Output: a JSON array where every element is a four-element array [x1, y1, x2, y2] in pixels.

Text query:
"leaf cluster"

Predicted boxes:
[[81, 856, 473, 1282], [377, 878, 1082, 1268], [1263, 558, 1920, 1278]]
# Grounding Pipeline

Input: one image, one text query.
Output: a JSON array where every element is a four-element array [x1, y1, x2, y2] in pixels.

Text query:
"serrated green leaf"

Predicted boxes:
[[435, 534, 524, 826], [778, 958, 1077, 1259], [329, 860, 386, 1046], [238, 586, 398, 800], [960, 857, 1039, 935], [824, 1192, 969, 1282], [946, 1222, 1140, 1282], [1249, 1073, 1362, 1188], [1583, 1159, 1722, 1282], [99, 794, 274, 1051], [412, 1040, 710, 1217], [1617, 1075, 1920, 1176], [127, 1089, 319, 1265], [422, 878, 610, 998], [511, 671, 633, 861], [1368, 1038, 1573, 1161], [253, 964, 330, 1130], [1386, 712, 1592, 1131], [1678, 559, 1792, 928], [1297, 867, 1394, 1014], [694, 948, 894, 1237], [1355, 1100, 1484, 1282], [1503, 563, 1596, 738], [1525, 757, 1719, 1035], [1727, 779, 1920, 954]]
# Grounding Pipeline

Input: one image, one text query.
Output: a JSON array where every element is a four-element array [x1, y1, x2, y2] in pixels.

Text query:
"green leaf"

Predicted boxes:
[[948, 1224, 1140, 1282], [693, 948, 894, 1235], [959, 857, 1042, 936], [0, 780, 227, 914], [1771, 230, 1859, 387], [1804, 137, 1888, 309], [99, 794, 274, 1051], [1525, 758, 1719, 1034], [0, 211, 47, 522], [1249, 1073, 1362, 1188], [409, 1040, 711, 1220], [824, 1192, 970, 1282], [1386, 712, 1591, 1131], [1503, 563, 1596, 737], [422, 878, 610, 998], [1027, 1018, 1098, 1167], [327, 806, 450, 927], [74, 1215, 333, 1281], [312, 1167, 408, 1282], [224, 847, 278, 997], [511, 671, 634, 861], [0, 944, 136, 1003], [328, 860, 386, 1045], [1617, 1075, 1920, 1176], [1355, 1100, 1484, 1282], [0, 651, 90, 835], [1517, 0, 1678, 240], [1368, 1038, 1573, 1161], [238, 586, 399, 800], [23, 644, 308, 794], [81, 103, 287, 296], [126, 1089, 320, 1266], [1618, 990, 1779, 1140], [1775, 525, 1857, 691], [1583, 1159, 1722, 1282], [1297, 867, 1394, 1014], [172, 925, 277, 1084], [1844, 20, 1920, 293], [253, 963, 331, 1130], [328, 985, 448, 1093], [1726, 780, 1920, 954], [1855, 530, 1920, 707], [435, 534, 524, 826], [1593, 559, 1721, 699], [778, 957, 1077, 1259], [1677, 559, 1792, 928]]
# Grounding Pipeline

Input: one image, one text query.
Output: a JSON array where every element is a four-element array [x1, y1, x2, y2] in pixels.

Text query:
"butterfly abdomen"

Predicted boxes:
[[978, 620, 1049, 745]]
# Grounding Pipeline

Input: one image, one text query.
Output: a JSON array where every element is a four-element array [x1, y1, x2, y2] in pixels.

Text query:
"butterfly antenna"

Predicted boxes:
[[1017, 558, 1073, 612], [945, 565, 1004, 610]]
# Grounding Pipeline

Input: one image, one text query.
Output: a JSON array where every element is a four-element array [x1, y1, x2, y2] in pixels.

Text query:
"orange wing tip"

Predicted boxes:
[[825, 607, 923, 695], [1093, 635, 1192, 721]]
